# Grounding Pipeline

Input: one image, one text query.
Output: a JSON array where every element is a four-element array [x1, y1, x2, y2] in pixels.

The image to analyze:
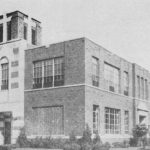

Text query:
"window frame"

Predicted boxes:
[[93, 105, 100, 134], [104, 63, 120, 93], [124, 110, 129, 134], [92, 56, 99, 87], [1, 63, 9, 90], [33, 57, 64, 89], [105, 107, 121, 134]]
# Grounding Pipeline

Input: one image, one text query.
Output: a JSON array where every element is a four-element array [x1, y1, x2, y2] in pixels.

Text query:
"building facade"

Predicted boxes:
[[0, 11, 41, 144], [24, 38, 150, 143], [0, 10, 150, 144]]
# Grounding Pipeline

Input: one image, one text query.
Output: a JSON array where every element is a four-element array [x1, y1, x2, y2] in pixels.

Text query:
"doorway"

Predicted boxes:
[[0, 112, 12, 144]]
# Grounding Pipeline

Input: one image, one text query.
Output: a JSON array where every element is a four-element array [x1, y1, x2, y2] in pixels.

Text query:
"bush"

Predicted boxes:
[[81, 142, 92, 150], [112, 142, 126, 148], [103, 142, 111, 149], [16, 127, 30, 147], [93, 133, 102, 145], [82, 124, 92, 144], [64, 143, 81, 150], [0, 145, 12, 150], [29, 137, 65, 149], [69, 130, 77, 143], [130, 124, 148, 147]]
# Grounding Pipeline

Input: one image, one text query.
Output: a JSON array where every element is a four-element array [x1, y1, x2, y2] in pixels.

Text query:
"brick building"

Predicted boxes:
[[0, 11, 41, 144], [0, 10, 150, 144], [24, 38, 150, 143]]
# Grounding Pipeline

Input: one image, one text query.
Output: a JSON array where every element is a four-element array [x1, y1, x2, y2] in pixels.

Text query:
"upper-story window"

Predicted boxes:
[[7, 21, 11, 41], [104, 63, 120, 93], [137, 76, 140, 98], [141, 77, 144, 99], [145, 79, 148, 100], [123, 71, 129, 96], [33, 61, 42, 89], [1, 57, 9, 90], [33, 57, 64, 89], [32, 27, 36, 45], [92, 57, 99, 87], [24, 23, 28, 40], [137, 76, 148, 100], [0, 24, 3, 43]]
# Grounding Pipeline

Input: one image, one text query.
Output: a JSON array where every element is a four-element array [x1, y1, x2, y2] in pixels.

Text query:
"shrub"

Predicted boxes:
[[16, 127, 30, 147], [131, 124, 148, 148], [103, 142, 111, 149], [129, 137, 138, 147], [112, 142, 126, 148], [82, 124, 92, 144], [0, 145, 11, 150], [63, 143, 81, 150], [93, 133, 102, 145], [69, 130, 77, 143], [81, 142, 92, 150]]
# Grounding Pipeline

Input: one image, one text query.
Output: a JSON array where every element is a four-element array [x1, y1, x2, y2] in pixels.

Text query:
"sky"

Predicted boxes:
[[1, 0, 150, 70]]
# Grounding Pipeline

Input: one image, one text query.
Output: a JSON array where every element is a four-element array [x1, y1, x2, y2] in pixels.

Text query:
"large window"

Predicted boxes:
[[33, 106, 64, 135], [92, 57, 99, 87], [93, 105, 100, 134], [0, 24, 3, 42], [7, 21, 11, 41], [104, 63, 120, 93], [124, 111, 129, 134], [105, 107, 120, 134], [1, 63, 9, 90], [33, 57, 64, 89], [123, 72, 129, 96]]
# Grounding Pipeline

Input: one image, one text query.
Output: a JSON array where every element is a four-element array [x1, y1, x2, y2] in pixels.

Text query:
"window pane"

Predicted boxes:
[[92, 57, 99, 87], [105, 107, 120, 134], [7, 21, 11, 41], [54, 57, 64, 86], [43, 59, 53, 87], [1, 63, 9, 90], [93, 105, 100, 134], [124, 111, 129, 134], [33, 61, 42, 89], [32, 28, 36, 45], [104, 63, 120, 93]]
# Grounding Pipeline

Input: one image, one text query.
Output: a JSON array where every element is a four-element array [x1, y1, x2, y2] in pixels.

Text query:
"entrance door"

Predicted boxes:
[[4, 121, 11, 144]]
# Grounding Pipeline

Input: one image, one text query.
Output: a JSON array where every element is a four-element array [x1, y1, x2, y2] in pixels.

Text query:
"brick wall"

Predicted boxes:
[[25, 86, 85, 136], [25, 38, 85, 90]]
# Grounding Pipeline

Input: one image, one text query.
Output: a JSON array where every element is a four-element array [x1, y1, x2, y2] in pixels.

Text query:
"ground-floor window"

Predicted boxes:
[[105, 107, 120, 134], [33, 106, 64, 135], [124, 111, 129, 134], [93, 105, 100, 134]]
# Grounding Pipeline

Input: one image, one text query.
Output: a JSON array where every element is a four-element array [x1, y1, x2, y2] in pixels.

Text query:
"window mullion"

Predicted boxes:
[[52, 59, 55, 87], [42, 61, 44, 88]]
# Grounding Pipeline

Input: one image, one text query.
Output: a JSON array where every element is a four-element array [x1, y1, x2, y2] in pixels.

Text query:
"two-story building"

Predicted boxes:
[[0, 10, 149, 144], [24, 38, 150, 143]]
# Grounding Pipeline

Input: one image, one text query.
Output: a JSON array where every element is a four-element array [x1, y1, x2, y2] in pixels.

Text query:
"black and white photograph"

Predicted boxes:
[[0, 0, 150, 150]]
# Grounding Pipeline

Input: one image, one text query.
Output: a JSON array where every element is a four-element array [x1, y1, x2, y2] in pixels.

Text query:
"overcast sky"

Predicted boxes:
[[1, 0, 150, 70]]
